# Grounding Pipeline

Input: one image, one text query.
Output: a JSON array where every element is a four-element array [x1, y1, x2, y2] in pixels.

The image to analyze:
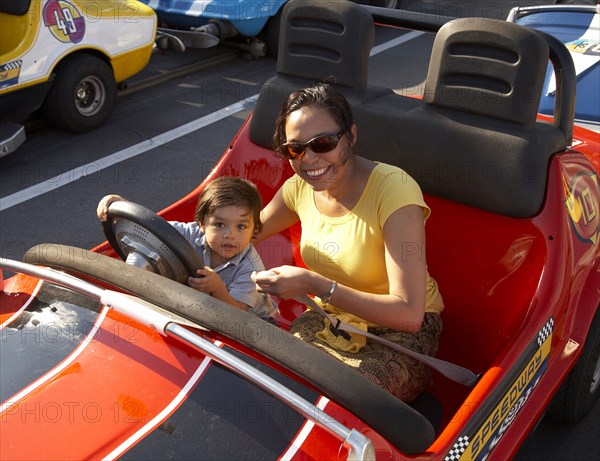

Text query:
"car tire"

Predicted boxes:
[[42, 54, 117, 133], [369, 0, 398, 8], [352, 0, 398, 9], [554, 0, 597, 4], [262, 8, 283, 56], [548, 307, 600, 424]]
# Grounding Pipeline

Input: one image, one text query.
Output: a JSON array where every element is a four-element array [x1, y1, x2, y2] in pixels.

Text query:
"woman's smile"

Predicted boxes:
[[303, 164, 331, 180]]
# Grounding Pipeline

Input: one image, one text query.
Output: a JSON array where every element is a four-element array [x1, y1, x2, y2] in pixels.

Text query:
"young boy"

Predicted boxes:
[[97, 176, 278, 321]]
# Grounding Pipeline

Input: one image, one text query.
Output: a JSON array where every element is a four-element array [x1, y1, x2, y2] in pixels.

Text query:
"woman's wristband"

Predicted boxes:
[[319, 280, 337, 307]]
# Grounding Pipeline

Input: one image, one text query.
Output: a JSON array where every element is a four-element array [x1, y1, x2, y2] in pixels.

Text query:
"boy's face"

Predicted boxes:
[[200, 205, 255, 263]]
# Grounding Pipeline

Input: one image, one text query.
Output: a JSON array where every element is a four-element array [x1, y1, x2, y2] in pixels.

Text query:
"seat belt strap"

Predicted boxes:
[[294, 294, 480, 387]]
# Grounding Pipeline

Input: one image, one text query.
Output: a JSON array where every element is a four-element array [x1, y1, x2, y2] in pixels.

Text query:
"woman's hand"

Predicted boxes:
[[252, 266, 325, 300], [97, 194, 126, 221], [188, 267, 226, 296]]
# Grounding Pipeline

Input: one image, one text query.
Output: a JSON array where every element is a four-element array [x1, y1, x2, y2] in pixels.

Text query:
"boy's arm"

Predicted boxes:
[[210, 283, 250, 311], [97, 194, 126, 221], [187, 267, 249, 311], [214, 247, 271, 314]]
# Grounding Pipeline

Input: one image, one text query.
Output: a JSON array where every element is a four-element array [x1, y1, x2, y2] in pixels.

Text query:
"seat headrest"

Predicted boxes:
[[276, 0, 374, 91], [424, 18, 549, 127]]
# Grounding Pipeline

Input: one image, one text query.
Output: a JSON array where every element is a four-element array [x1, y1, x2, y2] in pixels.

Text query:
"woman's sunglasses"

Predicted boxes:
[[278, 131, 345, 159]]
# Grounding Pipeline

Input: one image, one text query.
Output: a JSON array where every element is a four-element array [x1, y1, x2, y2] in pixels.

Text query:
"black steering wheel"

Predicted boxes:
[[102, 201, 204, 284]]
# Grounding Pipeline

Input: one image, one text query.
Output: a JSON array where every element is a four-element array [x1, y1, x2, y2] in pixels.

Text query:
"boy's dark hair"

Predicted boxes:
[[194, 177, 263, 235]]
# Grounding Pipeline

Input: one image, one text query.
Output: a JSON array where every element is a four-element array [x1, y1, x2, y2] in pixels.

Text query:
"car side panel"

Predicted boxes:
[[142, 0, 287, 36], [0, 0, 156, 95]]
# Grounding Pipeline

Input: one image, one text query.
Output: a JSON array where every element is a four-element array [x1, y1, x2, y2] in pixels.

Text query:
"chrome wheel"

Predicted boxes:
[[591, 353, 600, 394], [74, 75, 105, 117]]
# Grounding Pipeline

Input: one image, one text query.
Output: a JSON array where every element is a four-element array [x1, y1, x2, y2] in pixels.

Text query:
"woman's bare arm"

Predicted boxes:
[[254, 187, 299, 243], [252, 205, 427, 332]]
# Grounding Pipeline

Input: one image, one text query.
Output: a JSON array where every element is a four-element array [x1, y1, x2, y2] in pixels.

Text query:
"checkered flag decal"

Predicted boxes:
[[537, 317, 554, 347], [445, 435, 470, 461], [0, 60, 22, 89], [0, 60, 22, 71]]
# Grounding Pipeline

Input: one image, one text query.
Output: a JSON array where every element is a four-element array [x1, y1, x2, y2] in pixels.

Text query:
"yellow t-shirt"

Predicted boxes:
[[282, 163, 444, 326]]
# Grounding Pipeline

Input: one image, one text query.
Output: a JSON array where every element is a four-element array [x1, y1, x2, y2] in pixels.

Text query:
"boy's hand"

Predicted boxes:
[[188, 267, 226, 296], [97, 194, 126, 221]]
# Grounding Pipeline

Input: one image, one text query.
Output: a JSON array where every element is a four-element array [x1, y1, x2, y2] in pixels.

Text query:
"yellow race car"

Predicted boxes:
[[0, 0, 157, 156]]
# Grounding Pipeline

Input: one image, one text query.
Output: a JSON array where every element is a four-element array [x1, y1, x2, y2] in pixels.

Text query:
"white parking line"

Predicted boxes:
[[0, 98, 256, 212], [370, 30, 424, 56], [0, 31, 424, 213]]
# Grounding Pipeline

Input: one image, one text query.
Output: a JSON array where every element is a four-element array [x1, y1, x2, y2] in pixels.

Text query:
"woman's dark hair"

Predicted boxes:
[[194, 176, 263, 235], [273, 83, 354, 159]]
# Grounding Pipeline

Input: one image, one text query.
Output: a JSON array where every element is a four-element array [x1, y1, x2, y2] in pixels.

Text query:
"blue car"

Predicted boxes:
[[139, 0, 398, 57], [139, 0, 287, 56]]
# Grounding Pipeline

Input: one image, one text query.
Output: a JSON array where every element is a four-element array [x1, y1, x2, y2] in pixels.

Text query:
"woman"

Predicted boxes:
[[251, 83, 444, 402]]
